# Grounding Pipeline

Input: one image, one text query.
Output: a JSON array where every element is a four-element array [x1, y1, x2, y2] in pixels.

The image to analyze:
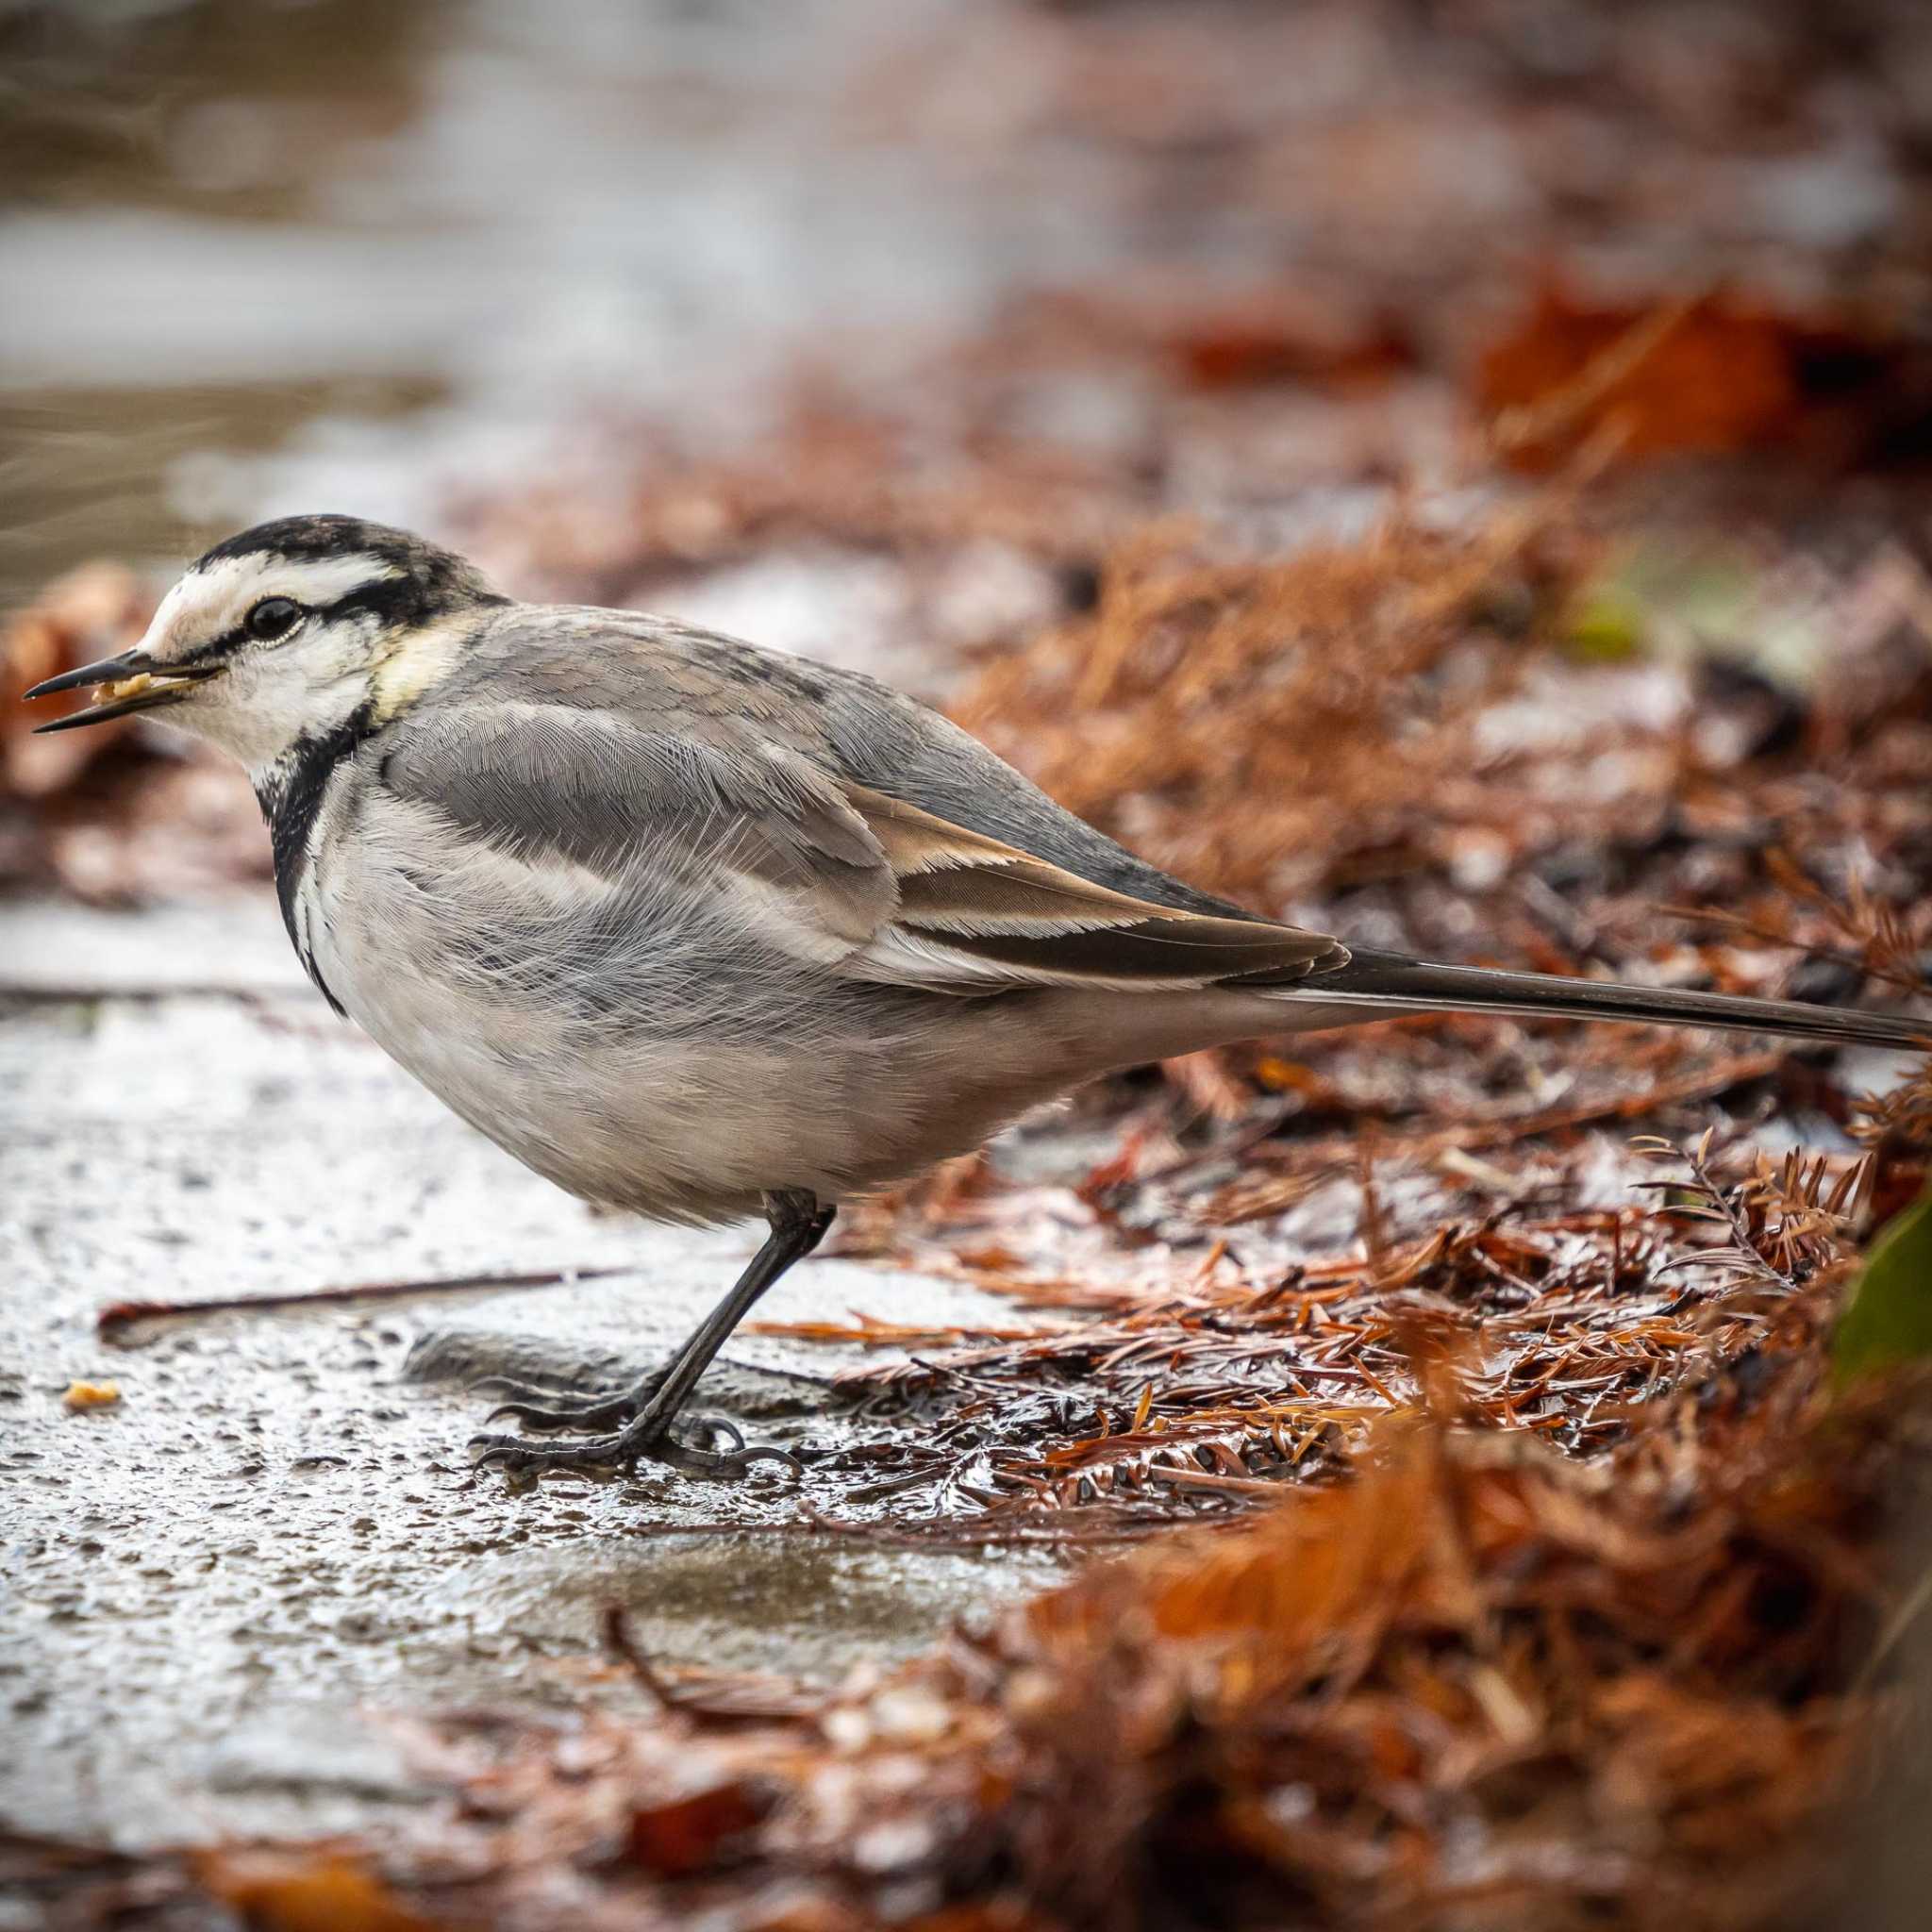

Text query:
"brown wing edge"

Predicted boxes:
[[844, 783, 1348, 990]]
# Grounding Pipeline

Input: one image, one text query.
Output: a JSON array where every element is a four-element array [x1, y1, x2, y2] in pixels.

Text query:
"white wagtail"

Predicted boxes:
[[26, 516, 1926, 1478]]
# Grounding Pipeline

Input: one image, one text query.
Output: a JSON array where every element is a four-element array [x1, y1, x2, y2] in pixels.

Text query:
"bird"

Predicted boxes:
[[25, 514, 1926, 1481]]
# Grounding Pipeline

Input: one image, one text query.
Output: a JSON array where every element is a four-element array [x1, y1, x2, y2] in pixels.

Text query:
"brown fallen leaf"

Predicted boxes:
[[1479, 286, 1801, 468], [192, 1848, 440, 1932], [627, 1780, 770, 1877], [1170, 298, 1414, 391], [1, 562, 155, 800], [1475, 279, 1932, 475], [1478, 281, 1932, 476]]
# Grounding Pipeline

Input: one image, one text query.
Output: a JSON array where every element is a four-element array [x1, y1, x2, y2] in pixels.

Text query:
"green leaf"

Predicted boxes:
[[1557, 537, 1831, 683], [1562, 582, 1648, 660], [1834, 1187, 1932, 1384]]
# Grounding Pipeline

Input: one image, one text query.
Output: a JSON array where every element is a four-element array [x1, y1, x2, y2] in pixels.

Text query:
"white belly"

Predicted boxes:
[[291, 786, 1088, 1223]]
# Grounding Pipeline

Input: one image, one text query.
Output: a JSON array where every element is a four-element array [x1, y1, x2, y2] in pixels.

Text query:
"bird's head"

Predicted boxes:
[[25, 514, 507, 774]]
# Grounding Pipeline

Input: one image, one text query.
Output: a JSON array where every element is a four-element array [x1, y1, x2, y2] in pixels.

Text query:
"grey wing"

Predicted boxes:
[[808, 651, 1259, 921], [460, 604, 1257, 920], [377, 700, 893, 964], [376, 687, 1345, 997]]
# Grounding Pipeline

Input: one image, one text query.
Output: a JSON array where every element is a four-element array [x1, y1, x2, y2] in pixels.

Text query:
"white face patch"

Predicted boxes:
[[110, 522, 498, 777], [124, 548, 418, 774], [139, 551, 404, 666]]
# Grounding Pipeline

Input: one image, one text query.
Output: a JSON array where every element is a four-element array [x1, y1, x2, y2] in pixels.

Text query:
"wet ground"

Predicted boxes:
[[0, 895, 1061, 1848]]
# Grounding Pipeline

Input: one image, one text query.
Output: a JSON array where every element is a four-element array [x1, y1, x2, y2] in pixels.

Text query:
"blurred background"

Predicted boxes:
[[6, 0, 1932, 904], [6, 0, 1932, 901]]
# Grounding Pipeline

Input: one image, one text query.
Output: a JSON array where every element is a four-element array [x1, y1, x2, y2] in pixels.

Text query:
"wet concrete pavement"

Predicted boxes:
[[0, 892, 1059, 1847]]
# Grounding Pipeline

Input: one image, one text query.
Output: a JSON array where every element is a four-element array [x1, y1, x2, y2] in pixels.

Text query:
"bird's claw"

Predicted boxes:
[[474, 1367, 671, 1436], [481, 1389, 637, 1432], [468, 1409, 793, 1484]]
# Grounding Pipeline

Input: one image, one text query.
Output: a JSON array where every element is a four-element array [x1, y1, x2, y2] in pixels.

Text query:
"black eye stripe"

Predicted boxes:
[[172, 583, 391, 665], [317, 577, 439, 626], [164, 553, 501, 669], [175, 621, 255, 667]]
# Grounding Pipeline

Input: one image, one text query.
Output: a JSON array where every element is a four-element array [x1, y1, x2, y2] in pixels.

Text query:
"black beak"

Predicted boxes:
[[24, 649, 222, 734]]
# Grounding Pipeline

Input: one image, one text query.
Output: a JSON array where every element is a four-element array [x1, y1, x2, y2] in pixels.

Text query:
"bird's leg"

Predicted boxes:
[[470, 1191, 835, 1481]]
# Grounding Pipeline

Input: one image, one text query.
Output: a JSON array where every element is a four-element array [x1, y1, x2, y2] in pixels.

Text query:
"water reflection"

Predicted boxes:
[[1, 0, 1130, 605]]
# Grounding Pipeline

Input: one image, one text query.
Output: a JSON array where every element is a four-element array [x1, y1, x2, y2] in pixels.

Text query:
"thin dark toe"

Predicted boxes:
[[650, 1434, 801, 1482], [482, 1391, 634, 1433], [467, 1428, 631, 1478], [468, 1417, 798, 1485], [688, 1412, 746, 1453], [474, 1365, 672, 1437]]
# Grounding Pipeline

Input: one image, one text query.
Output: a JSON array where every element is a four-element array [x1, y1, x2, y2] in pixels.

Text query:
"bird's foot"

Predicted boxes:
[[475, 1369, 659, 1436], [469, 1398, 799, 1483]]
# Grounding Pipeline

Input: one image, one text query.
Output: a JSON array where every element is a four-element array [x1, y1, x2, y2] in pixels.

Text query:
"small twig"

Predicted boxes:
[[1852, 1558, 1932, 1696], [1490, 293, 1694, 455], [97, 1265, 629, 1339], [601, 1605, 689, 1709], [1655, 903, 1932, 1000], [1141, 1463, 1286, 1498]]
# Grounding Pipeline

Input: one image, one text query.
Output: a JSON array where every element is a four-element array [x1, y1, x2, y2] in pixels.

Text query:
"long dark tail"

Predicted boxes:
[[1297, 949, 1928, 1053]]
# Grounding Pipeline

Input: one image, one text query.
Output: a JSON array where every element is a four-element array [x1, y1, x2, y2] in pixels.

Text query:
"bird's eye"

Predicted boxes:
[[246, 597, 304, 641]]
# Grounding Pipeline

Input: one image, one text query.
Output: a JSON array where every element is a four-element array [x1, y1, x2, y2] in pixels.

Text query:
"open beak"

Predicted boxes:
[[24, 649, 224, 734]]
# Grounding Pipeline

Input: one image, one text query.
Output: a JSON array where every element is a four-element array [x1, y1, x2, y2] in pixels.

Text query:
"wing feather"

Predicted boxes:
[[378, 705, 1344, 996], [839, 785, 1343, 992]]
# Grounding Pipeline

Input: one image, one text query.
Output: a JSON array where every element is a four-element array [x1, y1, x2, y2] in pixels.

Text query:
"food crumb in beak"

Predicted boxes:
[[106, 674, 154, 701]]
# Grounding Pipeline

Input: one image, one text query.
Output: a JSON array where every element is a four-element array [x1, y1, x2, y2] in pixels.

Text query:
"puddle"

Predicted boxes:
[[441, 1532, 1056, 1681], [0, 0, 1152, 609]]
